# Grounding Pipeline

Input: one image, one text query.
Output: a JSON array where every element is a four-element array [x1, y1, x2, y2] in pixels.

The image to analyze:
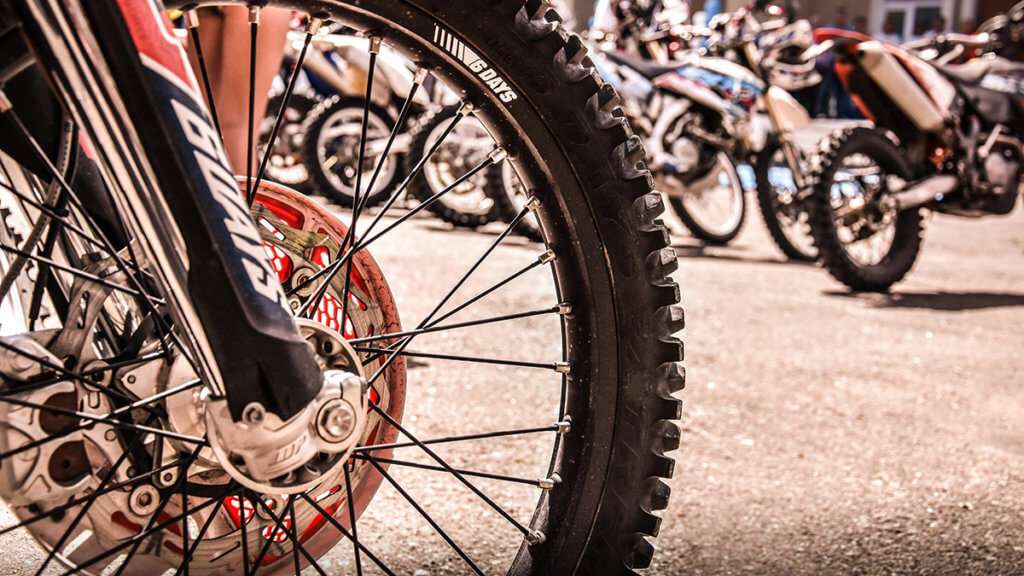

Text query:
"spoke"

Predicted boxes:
[[367, 458, 485, 575], [354, 423, 561, 454], [365, 198, 532, 388], [181, 464, 190, 576], [297, 492, 397, 576], [0, 393, 208, 446], [288, 498, 301, 576], [173, 496, 224, 576], [253, 18, 320, 194], [369, 403, 533, 538], [356, 454, 546, 487], [356, 346, 567, 372], [239, 489, 251, 576], [0, 454, 188, 538], [343, 462, 363, 576], [245, 6, 260, 205], [67, 463, 224, 576], [184, 10, 223, 142], [0, 243, 161, 301], [32, 419, 150, 576], [3, 109, 177, 347], [301, 147, 503, 320], [248, 494, 296, 574], [318, 36, 380, 328], [286, 103, 469, 304], [249, 495, 328, 576], [110, 446, 202, 576], [348, 305, 561, 345], [0, 378, 203, 461]]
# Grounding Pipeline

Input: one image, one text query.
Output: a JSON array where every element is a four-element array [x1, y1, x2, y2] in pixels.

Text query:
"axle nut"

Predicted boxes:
[[316, 398, 357, 443]]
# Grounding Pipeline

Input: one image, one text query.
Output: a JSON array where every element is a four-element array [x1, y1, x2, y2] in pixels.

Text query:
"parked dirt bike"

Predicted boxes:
[[592, 30, 751, 245], [809, 8, 1024, 291], [0, 1, 683, 574], [696, 2, 825, 261]]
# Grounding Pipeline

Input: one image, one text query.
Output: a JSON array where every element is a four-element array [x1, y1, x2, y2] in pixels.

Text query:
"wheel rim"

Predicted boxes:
[[316, 104, 396, 201], [678, 151, 744, 237], [829, 154, 899, 267]]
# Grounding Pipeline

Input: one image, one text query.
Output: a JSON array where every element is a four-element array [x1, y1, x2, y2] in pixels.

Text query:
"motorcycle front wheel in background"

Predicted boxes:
[[406, 104, 502, 229], [304, 95, 404, 207], [0, 1, 684, 575], [665, 150, 746, 245], [807, 127, 923, 292], [755, 140, 817, 262]]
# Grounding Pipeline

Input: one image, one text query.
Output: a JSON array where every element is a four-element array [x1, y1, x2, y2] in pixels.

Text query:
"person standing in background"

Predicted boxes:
[[185, 6, 292, 174]]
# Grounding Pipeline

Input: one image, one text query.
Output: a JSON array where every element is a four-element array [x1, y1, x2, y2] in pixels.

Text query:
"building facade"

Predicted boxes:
[[570, 0, 1005, 38]]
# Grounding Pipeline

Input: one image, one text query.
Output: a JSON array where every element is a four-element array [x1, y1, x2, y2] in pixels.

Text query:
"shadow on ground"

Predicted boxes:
[[824, 290, 1024, 311]]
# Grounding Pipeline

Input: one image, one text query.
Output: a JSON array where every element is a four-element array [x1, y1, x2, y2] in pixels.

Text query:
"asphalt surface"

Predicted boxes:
[[656, 201, 1024, 575], [2, 161, 1023, 575]]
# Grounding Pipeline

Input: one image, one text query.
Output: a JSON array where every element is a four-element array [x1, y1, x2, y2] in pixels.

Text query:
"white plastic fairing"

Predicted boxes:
[[858, 41, 947, 132], [765, 86, 811, 132]]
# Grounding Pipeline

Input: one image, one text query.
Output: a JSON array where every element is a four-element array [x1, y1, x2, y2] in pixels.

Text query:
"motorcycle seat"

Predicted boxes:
[[938, 56, 1024, 84], [603, 50, 681, 80]]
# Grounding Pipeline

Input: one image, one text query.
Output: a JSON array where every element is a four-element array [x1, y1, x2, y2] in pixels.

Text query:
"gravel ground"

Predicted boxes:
[[2, 172, 1022, 575]]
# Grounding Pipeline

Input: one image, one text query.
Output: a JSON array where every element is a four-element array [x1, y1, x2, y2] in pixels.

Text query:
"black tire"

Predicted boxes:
[[667, 150, 746, 245], [260, 92, 318, 192], [755, 140, 817, 262], [303, 95, 402, 207], [486, 160, 546, 242], [405, 104, 503, 228], [807, 127, 924, 291]]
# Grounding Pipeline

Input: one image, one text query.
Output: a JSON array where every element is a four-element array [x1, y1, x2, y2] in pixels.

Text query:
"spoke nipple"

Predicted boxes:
[[183, 9, 200, 29], [413, 67, 431, 83], [538, 473, 561, 490], [553, 361, 570, 374], [526, 529, 546, 545], [368, 35, 383, 54], [0, 91, 11, 114], [305, 17, 323, 35], [526, 196, 541, 211], [558, 302, 572, 315], [247, 5, 261, 24], [538, 250, 556, 264], [556, 417, 572, 434], [488, 148, 508, 164], [458, 102, 475, 116]]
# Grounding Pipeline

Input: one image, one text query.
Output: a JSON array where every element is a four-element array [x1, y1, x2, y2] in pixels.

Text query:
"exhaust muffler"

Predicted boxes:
[[891, 175, 958, 210]]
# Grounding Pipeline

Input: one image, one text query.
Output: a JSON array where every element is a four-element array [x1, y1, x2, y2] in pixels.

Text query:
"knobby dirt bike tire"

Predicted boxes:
[[807, 126, 924, 292]]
